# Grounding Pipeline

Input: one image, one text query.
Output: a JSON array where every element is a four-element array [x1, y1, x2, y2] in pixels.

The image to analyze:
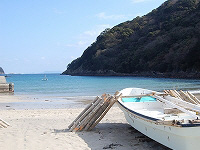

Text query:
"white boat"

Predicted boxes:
[[117, 88, 200, 150], [42, 75, 48, 81]]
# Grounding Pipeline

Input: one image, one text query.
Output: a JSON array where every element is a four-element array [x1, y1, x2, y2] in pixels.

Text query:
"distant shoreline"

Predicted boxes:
[[62, 71, 200, 79]]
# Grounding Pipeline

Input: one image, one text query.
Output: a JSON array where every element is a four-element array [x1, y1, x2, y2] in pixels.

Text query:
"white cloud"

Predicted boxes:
[[65, 24, 112, 49], [79, 24, 111, 44], [96, 12, 126, 20], [83, 24, 111, 37]]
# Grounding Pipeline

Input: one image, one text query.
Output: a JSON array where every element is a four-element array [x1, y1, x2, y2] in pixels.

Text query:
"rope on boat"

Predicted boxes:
[[68, 91, 121, 132]]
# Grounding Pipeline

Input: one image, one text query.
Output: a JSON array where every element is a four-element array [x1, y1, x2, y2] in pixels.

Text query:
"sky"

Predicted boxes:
[[0, 0, 166, 74]]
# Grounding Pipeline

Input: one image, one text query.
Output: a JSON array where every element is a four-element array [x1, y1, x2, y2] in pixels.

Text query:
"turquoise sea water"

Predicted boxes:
[[2, 74, 200, 109], [5, 74, 200, 97]]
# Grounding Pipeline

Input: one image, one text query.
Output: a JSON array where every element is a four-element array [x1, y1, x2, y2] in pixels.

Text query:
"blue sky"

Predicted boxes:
[[0, 0, 166, 74]]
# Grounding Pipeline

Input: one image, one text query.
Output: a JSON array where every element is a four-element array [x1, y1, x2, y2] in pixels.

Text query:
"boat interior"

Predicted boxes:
[[118, 88, 198, 124]]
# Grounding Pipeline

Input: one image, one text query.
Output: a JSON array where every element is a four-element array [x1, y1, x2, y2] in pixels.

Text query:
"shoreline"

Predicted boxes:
[[0, 94, 95, 110], [62, 71, 200, 79], [1, 92, 200, 110]]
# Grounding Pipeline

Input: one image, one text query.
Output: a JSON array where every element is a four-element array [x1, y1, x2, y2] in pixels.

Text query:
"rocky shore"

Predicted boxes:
[[62, 70, 200, 79]]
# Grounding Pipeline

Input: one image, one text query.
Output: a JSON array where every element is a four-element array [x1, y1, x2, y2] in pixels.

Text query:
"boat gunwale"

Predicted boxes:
[[117, 100, 200, 127]]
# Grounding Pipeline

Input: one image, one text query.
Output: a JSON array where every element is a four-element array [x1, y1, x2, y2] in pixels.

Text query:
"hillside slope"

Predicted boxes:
[[63, 0, 200, 78]]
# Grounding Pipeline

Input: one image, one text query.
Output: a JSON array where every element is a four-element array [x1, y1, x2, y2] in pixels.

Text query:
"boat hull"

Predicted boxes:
[[118, 102, 200, 150]]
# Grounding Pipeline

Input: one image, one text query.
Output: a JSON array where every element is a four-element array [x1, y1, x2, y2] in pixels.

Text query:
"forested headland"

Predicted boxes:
[[63, 0, 200, 78]]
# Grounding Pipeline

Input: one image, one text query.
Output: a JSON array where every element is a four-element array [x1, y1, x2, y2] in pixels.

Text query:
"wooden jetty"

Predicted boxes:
[[69, 92, 121, 132]]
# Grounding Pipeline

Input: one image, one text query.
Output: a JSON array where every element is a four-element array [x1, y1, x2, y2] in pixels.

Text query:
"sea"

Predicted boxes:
[[3, 73, 200, 109]]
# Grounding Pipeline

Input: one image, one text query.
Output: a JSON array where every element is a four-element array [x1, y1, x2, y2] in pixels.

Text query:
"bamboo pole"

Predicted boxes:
[[0, 119, 9, 128], [0, 122, 8, 128], [154, 95, 199, 118], [171, 90, 181, 98], [68, 96, 99, 129], [73, 98, 105, 131], [169, 90, 177, 97], [86, 92, 120, 131], [69, 97, 103, 131], [179, 90, 197, 104], [178, 90, 192, 103], [176, 90, 189, 102], [164, 95, 200, 113], [0, 122, 4, 128], [164, 90, 170, 95], [69, 91, 122, 132], [173, 90, 183, 99], [0, 123, 7, 128], [88, 93, 121, 131], [184, 92, 198, 105], [83, 96, 112, 131], [187, 91, 200, 104]]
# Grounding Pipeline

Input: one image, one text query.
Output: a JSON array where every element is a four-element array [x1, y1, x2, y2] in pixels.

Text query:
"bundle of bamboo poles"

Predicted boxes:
[[164, 90, 200, 105], [68, 92, 121, 132], [0, 119, 9, 128]]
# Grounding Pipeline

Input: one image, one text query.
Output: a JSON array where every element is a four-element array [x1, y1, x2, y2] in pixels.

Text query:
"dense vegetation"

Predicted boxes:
[[63, 0, 200, 78]]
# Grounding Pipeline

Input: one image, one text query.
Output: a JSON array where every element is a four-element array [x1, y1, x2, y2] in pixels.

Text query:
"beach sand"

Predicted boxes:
[[0, 95, 170, 150]]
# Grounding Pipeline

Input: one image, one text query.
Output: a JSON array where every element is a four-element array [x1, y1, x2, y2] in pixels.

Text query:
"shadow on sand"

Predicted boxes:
[[53, 123, 170, 150]]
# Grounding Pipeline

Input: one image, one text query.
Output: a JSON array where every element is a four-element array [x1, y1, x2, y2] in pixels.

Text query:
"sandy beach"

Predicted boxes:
[[0, 94, 170, 150]]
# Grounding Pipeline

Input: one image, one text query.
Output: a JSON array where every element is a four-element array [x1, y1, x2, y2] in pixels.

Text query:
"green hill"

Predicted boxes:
[[63, 0, 200, 78]]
